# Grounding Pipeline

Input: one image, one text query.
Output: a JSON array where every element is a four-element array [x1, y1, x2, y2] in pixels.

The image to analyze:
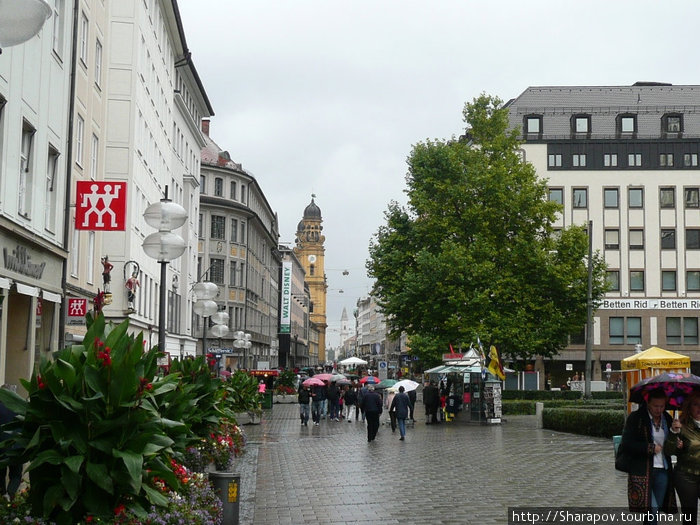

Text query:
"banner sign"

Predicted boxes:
[[600, 298, 700, 310], [280, 261, 292, 334], [75, 181, 127, 231]]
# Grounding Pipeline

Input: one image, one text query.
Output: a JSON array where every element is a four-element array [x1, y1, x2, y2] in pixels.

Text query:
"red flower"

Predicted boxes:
[[36, 375, 46, 390], [114, 503, 126, 516], [86, 516, 94, 523]]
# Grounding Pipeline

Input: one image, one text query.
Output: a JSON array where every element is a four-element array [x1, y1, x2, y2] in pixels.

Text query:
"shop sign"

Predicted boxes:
[[3, 245, 46, 279], [75, 181, 127, 231], [67, 298, 88, 325], [600, 298, 700, 310]]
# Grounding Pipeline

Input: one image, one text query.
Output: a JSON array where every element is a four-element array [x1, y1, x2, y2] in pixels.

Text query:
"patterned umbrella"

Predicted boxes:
[[376, 379, 398, 390], [302, 377, 325, 387], [629, 372, 700, 408]]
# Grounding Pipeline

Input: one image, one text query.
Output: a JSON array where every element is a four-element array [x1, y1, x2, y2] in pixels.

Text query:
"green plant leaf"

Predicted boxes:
[[63, 455, 84, 474], [54, 358, 77, 390], [141, 482, 170, 506], [86, 461, 114, 494], [113, 448, 143, 481], [0, 387, 27, 415], [42, 484, 66, 517], [60, 464, 81, 501], [28, 449, 64, 471]]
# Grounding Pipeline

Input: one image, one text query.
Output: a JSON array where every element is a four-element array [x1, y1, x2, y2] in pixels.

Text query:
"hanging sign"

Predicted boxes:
[[75, 181, 127, 231]]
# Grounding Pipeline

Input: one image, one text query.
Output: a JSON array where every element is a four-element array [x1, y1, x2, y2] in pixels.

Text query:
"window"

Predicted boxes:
[[685, 188, 700, 208], [240, 184, 246, 204], [210, 258, 224, 284], [606, 271, 620, 291], [310, 264, 315, 276], [664, 114, 682, 133], [95, 40, 102, 87], [548, 188, 563, 205], [200, 175, 206, 194], [90, 134, 98, 179], [609, 317, 625, 345], [229, 261, 237, 286], [628, 188, 643, 208], [45, 146, 59, 232], [684, 154, 698, 167], [627, 317, 642, 344], [686, 229, 700, 249], [525, 116, 541, 134], [610, 317, 642, 345], [660, 188, 675, 208], [688, 271, 700, 292], [198, 214, 203, 238], [573, 115, 590, 133], [572, 154, 586, 167], [604, 188, 619, 208], [230, 218, 238, 242], [619, 115, 636, 134], [547, 154, 562, 168], [604, 154, 618, 167], [661, 229, 676, 249], [660, 154, 674, 167], [51, 0, 64, 55], [662, 270, 677, 291], [214, 177, 223, 197], [75, 114, 84, 167], [210, 215, 225, 239], [19, 121, 35, 217], [240, 222, 246, 244], [573, 188, 587, 208], [667, 318, 698, 345], [71, 228, 80, 277], [630, 271, 645, 291], [604, 229, 619, 250], [628, 153, 642, 167], [629, 230, 644, 250], [79, 13, 88, 64], [230, 181, 237, 200]]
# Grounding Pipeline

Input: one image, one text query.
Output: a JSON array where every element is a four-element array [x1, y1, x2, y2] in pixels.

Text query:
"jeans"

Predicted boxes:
[[321, 399, 328, 418], [299, 403, 310, 424], [649, 467, 669, 523], [397, 418, 406, 438], [312, 400, 323, 423], [330, 400, 340, 420], [674, 469, 700, 525]]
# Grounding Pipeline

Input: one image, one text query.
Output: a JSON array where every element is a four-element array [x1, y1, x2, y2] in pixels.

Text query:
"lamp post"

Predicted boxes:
[[0, 0, 51, 50], [142, 188, 187, 353], [193, 281, 218, 357], [234, 330, 252, 369]]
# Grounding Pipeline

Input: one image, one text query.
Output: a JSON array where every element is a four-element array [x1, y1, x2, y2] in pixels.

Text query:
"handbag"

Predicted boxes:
[[615, 442, 631, 473]]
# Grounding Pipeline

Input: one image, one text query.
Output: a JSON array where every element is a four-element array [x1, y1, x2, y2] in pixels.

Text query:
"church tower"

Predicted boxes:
[[294, 196, 328, 363], [340, 307, 350, 343]]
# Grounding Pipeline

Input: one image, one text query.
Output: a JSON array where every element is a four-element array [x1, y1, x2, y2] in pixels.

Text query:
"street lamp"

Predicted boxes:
[[0, 0, 51, 49], [234, 330, 251, 369], [193, 281, 218, 357], [142, 189, 187, 353]]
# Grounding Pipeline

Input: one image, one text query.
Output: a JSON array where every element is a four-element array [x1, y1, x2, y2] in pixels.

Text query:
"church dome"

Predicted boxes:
[[303, 198, 322, 219], [296, 219, 305, 233]]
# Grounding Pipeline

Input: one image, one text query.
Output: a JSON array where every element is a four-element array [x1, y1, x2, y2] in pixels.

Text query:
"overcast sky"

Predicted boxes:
[[177, 0, 700, 347]]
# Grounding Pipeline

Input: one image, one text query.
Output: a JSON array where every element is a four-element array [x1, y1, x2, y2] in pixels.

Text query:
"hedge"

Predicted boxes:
[[501, 399, 624, 416], [543, 407, 625, 438], [501, 390, 624, 401]]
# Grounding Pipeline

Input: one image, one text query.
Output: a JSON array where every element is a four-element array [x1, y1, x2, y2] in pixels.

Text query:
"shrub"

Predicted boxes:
[[542, 407, 625, 438], [501, 390, 582, 400], [274, 385, 296, 395], [502, 400, 536, 415], [275, 370, 297, 389]]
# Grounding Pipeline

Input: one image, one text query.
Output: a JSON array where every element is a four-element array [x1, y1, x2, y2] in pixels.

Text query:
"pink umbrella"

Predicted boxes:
[[359, 376, 380, 385], [314, 373, 334, 382], [303, 377, 325, 387]]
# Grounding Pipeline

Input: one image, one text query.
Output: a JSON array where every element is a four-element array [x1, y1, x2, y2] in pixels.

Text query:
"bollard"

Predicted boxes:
[[535, 402, 544, 429], [209, 471, 240, 525]]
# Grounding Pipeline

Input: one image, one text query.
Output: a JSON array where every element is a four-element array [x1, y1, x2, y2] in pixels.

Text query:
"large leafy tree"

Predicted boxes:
[[367, 94, 607, 366]]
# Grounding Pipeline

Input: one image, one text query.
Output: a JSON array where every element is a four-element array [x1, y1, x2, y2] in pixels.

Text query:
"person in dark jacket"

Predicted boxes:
[[298, 384, 311, 426], [390, 386, 411, 440], [311, 384, 324, 426], [407, 388, 417, 422], [360, 385, 383, 442], [619, 388, 677, 521], [422, 381, 440, 424], [343, 386, 357, 422], [327, 382, 340, 421]]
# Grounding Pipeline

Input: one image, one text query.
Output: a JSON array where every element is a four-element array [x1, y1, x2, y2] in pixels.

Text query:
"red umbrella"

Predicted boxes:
[[359, 376, 380, 385], [314, 373, 334, 382]]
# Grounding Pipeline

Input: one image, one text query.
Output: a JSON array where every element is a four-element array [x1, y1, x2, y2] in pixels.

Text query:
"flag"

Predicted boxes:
[[477, 337, 486, 361], [487, 345, 506, 380], [448, 343, 458, 357]]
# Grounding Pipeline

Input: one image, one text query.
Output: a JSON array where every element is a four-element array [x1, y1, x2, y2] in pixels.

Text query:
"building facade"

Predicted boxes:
[[293, 197, 327, 363], [279, 247, 310, 368], [0, 0, 73, 389], [198, 120, 280, 369], [506, 83, 700, 376]]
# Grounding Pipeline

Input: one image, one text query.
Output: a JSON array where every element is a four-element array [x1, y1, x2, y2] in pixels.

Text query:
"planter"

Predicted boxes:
[[235, 411, 262, 425], [273, 395, 297, 404], [209, 471, 240, 524]]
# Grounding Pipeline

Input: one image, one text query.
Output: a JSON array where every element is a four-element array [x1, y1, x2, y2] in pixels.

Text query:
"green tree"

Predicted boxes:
[[367, 94, 607, 366]]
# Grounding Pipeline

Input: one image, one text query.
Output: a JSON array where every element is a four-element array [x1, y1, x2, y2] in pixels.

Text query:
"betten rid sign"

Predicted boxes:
[[600, 298, 700, 310]]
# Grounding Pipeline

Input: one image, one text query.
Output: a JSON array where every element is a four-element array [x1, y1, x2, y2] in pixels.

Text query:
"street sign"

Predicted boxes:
[[67, 298, 88, 325], [75, 181, 127, 231], [378, 361, 387, 380]]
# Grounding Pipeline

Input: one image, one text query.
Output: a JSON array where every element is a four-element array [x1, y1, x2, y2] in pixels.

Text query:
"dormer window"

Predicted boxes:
[[617, 113, 637, 135], [572, 114, 591, 135], [663, 113, 683, 134], [524, 114, 542, 136]]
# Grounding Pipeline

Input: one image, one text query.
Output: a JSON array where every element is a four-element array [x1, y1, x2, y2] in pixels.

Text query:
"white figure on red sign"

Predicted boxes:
[[81, 183, 121, 228], [125, 272, 140, 311]]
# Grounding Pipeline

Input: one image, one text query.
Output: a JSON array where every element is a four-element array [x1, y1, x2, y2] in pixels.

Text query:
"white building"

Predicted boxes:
[[0, 1, 73, 388], [506, 83, 700, 375], [100, 0, 213, 359]]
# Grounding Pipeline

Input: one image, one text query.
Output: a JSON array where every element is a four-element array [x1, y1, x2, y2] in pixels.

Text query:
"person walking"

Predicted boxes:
[[384, 388, 397, 433], [423, 380, 440, 424], [390, 386, 411, 441], [327, 381, 340, 421], [343, 385, 357, 422], [360, 385, 383, 442], [665, 390, 700, 524], [358, 383, 369, 423], [311, 383, 324, 426], [320, 380, 329, 420], [298, 384, 311, 426], [618, 388, 676, 523], [407, 388, 417, 422]]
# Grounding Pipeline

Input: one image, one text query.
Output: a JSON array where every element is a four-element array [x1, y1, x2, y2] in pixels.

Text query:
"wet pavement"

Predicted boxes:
[[233, 401, 632, 525]]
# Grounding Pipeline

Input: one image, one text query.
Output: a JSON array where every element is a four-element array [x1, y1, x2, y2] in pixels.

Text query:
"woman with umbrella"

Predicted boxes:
[[665, 391, 700, 524], [619, 388, 677, 521]]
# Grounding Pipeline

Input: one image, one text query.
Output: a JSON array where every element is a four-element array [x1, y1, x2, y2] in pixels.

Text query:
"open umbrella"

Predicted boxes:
[[336, 378, 352, 386], [303, 377, 325, 387], [629, 371, 700, 408], [330, 374, 346, 382], [359, 376, 380, 385], [340, 356, 368, 366], [393, 379, 420, 392], [376, 379, 398, 390], [313, 373, 334, 382]]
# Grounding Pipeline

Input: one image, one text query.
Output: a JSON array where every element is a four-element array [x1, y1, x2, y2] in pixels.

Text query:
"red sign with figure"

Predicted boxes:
[[67, 298, 88, 325], [75, 181, 127, 230]]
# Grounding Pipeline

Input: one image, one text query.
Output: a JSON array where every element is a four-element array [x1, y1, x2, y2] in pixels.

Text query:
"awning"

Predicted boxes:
[[41, 290, 62, 303], [15, 283, 39, 297], [0, 277, 11, 289], [620, 347, 690, 370]]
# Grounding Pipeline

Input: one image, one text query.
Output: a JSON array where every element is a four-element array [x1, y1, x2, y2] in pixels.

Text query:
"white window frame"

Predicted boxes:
[[604, 154, 617, 167], [71, 228, 80, 277], [45, 146, 59, 232], [79, 12, 89, 65], [19, 122, 35, 217], [90, 134, 98, 179], [76, 115, 85, 167], [51, 0, 64, 56], [94, 39, 103, 87]]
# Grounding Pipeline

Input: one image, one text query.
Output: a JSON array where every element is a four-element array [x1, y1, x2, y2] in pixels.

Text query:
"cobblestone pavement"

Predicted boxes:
[[235, 403, 632, 525]]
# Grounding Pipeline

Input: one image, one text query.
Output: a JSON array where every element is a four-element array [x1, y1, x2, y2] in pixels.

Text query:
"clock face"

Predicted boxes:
[[308, 254, 317, 263]]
